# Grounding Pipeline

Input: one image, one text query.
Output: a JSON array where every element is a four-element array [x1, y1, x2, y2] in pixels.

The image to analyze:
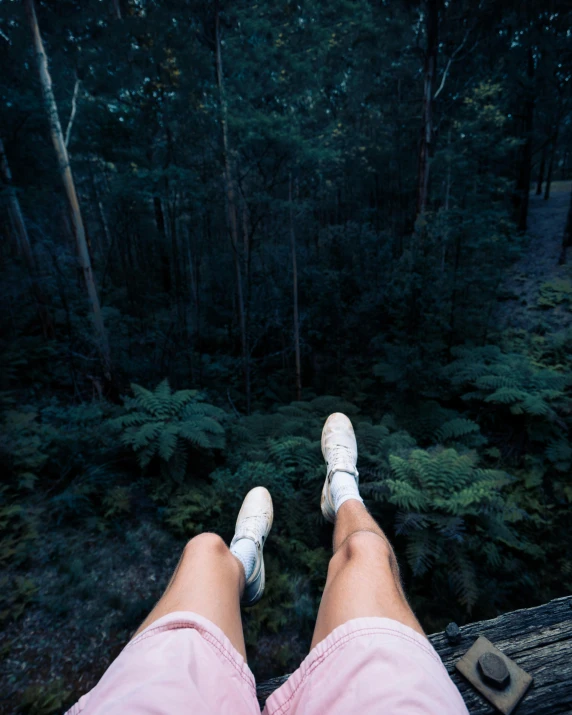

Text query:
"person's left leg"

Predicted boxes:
[[67, 488, 273, 715], [134, 485, 273, 660], [134, 531, 247, 656]]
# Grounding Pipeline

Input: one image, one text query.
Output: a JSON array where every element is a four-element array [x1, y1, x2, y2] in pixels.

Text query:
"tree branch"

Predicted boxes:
[[65, 78, 80, 148], [433, 27, 472, 100]]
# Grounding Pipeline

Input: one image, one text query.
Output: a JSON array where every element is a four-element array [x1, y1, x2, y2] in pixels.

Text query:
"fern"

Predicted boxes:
[[110, 380, 226, 480], [368, 444, 526, 612], [443, 346, 571, 469], [435, 418, 480, 443]]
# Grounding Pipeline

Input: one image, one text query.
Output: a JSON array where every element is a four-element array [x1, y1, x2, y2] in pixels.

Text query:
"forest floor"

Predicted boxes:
[[1, 523, 182, 713], [496, 180, 572, 334], [2, 183, 571, 714]]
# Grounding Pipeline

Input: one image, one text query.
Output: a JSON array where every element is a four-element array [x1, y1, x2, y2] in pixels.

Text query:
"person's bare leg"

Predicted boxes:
[[132, 487, 273, 660], [311, 500, 424, 649], [133, 532, 247, 659]]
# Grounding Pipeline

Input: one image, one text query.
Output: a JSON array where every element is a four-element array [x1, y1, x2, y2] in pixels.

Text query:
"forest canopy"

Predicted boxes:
[[1, 0, 571, 711]]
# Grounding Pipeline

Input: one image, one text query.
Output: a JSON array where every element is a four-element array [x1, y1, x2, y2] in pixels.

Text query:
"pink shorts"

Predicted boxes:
[[67, 611, 468, 714]]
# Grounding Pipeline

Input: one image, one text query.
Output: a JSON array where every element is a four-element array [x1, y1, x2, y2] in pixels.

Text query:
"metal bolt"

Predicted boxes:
[[478, 651, 510, 689], [445, 622, 462, 645]]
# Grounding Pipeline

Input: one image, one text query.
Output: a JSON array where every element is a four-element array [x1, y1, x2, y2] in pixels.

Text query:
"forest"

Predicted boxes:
[[1, 0, 572, 711]]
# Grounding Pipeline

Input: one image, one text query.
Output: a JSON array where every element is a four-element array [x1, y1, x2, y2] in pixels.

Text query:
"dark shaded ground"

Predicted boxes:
[[1, 523, 181, 714], [497, 181, 572, 333]]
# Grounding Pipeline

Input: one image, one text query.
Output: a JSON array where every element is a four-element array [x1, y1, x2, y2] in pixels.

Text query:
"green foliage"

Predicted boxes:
[[18, 679, 71, 714], [443, 345, 570, 449], [365, 446, 531, 611], [0, 486, 38, 622], [538, 278, 572, 308], [111, 380, 226, 481], [435, 418, 481, 444]]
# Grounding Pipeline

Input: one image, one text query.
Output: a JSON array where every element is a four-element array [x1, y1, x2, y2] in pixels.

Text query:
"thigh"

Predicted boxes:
[[312, 530, 424, 648], [67, 612, 259, 715], [134, 533, 246, 659], [264, 617, 468, 715]]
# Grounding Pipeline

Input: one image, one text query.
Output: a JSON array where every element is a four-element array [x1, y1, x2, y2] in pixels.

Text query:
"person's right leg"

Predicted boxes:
[[263, 413, 468, 715], [311, 499, 423, 648], [312, 412, 423, 647]]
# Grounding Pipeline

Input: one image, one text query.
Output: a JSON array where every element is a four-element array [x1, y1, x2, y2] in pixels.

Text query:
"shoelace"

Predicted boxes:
[[239, 514, 269, 544], [329, 443, 355, 470]]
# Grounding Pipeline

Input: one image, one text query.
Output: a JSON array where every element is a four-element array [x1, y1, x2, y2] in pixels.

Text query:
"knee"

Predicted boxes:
[[331, 530, 396, 574], [183, 532, 228, 559]]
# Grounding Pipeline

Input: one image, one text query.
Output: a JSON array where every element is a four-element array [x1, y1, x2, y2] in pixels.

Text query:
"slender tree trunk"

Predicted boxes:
[[152, 196, 171, 293], [164, 193, 183, 325], [215, 3, 250, 413], [444, 139, 452, 212], [0, 137, 55, 338], [92, 171, 112, 251], [559, 183, 572, 265], [289, 174, 302, 401], [544, 112, 561, 201], [536, 142, 547, 195], [515, 48, 535, 232], [416, 0, 438, 219], [440, 128, 452, 272], [241, 197, 253, 406], [64, 77, 80, 148], [25, 0, 112, 380], [112, 0, 122, 20]]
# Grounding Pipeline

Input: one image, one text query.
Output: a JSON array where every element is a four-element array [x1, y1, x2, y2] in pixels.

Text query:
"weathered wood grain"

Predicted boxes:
[[256, 596, 572, 713]]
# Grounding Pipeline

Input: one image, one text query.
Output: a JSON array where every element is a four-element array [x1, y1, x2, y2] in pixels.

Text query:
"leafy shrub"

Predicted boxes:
[[110, 379, 227, 481], [364, 446, 535, 612], [537, 278, 572, 308], [19, 678, 71, 714], [443, 345, 570, 459]]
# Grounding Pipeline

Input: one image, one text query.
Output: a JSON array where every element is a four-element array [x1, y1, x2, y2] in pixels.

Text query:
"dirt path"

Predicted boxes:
[[496, 180, 572, 332]]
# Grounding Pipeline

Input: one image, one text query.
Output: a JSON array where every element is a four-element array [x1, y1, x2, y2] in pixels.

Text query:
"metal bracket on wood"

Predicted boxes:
[[455, 636, 533, 715]]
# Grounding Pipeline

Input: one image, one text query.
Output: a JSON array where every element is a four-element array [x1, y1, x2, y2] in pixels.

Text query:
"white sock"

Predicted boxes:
[[330, 470, 363, 513], [230, 538, 257, 581]]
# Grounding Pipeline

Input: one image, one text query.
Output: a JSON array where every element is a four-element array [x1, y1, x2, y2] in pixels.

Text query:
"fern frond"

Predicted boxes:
[[484, 387, 529, 404], [159, 425, 179, 462], [449, 549, 478, 610], [436, 418, 480, 443], [405, 531, 436, 576]]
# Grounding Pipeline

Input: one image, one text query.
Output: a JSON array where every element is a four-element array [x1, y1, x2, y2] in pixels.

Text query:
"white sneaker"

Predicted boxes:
[[230, 487, 273, 606], [321, 413, 359, 523]]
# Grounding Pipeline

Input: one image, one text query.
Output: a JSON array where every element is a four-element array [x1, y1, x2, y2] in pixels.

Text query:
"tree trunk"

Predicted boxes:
[[416, 0, 438, 219], [289, 175, 302, 401], [92, 171, 112, 251], [215, 3, 250, 413], [558, 183, 572, 265], [544, 112, 561, 201], [241, 197, 253, 406], [112, 0, 122, 19], [515, 48, 535, 232], [0, 137, 55, 338], [169, 201, 185, 328], [153, 196, 172, 293], [536, 142, 547, 195], [25, 0, 112, 380]]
